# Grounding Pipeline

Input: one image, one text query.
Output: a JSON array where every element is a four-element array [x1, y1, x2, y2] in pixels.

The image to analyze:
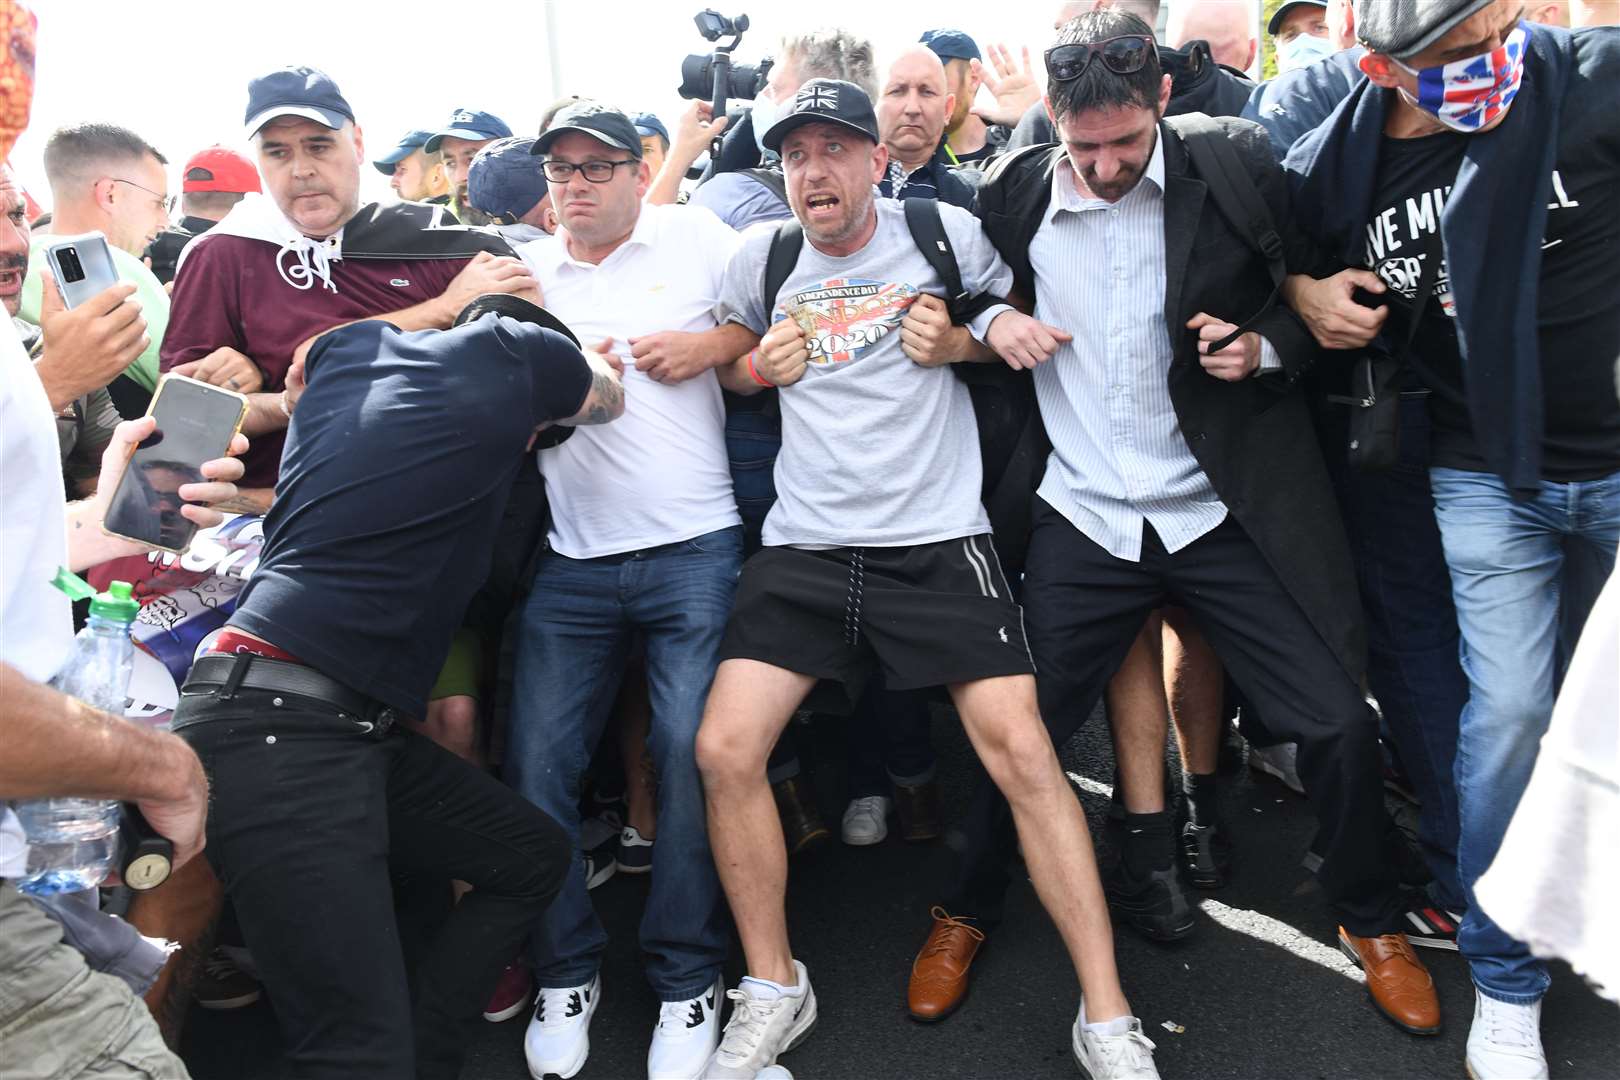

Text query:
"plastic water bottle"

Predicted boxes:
[[13, 574, 141, 896]]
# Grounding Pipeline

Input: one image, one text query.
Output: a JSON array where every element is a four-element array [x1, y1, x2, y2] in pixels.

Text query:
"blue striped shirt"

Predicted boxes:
[[1028, 137, 1251, 562]]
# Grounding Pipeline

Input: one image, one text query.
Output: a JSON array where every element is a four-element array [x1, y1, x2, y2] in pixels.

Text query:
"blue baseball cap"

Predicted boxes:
[[244, 65, 355, 137], [632, 112, 671, 146], [467, 137, 546, 223], [919, 29, 981, 62], [372, 128, 435, 175], [423, 109, 513, 154]]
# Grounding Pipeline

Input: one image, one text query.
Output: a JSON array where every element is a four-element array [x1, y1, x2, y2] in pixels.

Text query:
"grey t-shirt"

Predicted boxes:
[[717, 198, 1013, 548]]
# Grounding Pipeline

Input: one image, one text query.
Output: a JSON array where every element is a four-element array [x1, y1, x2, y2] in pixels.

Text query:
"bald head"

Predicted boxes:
[[1167, 0, 1258, 71], [878, 45, 954, 169]]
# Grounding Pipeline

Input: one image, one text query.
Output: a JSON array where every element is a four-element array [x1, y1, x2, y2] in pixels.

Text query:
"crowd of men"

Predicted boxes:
[[2, 0, 1618, 1078]]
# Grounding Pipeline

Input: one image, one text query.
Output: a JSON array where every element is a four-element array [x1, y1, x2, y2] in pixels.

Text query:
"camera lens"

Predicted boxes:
[[57, 247, 86, 284]]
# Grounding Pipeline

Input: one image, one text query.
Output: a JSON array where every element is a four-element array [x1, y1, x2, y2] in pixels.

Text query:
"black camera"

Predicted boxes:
[[678, 9, 772, 119]]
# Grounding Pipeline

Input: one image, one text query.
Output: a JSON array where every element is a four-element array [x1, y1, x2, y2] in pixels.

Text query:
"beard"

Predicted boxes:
[[1081, 161, 1146, 202]]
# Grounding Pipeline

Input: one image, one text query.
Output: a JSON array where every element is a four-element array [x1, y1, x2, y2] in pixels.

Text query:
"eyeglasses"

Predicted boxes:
[[110, 177, 176, 213], [1044, 35, 1158, 82], [540, 159, 638, 184]]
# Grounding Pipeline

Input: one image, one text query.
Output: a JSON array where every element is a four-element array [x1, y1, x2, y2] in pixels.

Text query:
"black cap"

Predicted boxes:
[[1267, 0, 1328, 36], [762, 79, 879, 154], [244, 65, 354, 137], [532, 103, 643, 159], [1355, 0, 1495, 58], [452, 293, 580, 347]]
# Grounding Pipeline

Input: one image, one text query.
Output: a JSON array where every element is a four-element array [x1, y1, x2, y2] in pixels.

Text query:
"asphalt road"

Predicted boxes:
[[183, 707, 1620, 1080]]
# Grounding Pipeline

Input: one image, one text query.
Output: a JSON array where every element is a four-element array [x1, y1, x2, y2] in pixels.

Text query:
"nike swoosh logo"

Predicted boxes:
[[792, 995, 806, 1020], [706, 991, 716, 1010]]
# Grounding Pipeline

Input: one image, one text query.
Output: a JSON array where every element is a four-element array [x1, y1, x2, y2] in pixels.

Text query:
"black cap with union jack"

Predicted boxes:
[[762, 78, 879, 153]]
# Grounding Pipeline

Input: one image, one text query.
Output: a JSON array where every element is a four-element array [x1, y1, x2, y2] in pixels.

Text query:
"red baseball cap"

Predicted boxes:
[[182, 146, 261, 194]]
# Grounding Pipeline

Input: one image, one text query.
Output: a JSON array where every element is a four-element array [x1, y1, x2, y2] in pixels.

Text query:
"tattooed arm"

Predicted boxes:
[[556, 340, 627, 428]]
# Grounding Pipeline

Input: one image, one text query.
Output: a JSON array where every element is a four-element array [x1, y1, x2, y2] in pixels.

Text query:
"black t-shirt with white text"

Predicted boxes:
[[1365, 131, 1620, 481], [230, 316, 590, 717]]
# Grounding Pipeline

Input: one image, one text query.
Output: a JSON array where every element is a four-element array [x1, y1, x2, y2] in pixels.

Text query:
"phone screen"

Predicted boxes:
[[103, 375, 246, 552]]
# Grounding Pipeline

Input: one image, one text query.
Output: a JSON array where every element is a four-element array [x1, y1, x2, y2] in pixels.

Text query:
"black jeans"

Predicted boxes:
[[177, 678, 569, 1080], [945, 502, 1405, 938]]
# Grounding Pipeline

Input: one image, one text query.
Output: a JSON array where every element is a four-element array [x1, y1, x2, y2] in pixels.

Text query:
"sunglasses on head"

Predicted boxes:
[[1044, 35, 1157, 82]]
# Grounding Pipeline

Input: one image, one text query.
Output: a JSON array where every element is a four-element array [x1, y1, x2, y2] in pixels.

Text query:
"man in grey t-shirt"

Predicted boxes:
[[693, 80, 1158, 1080]]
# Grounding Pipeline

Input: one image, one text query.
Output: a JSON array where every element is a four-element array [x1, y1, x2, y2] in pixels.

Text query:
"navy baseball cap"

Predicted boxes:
[[244, 65, 354, 138], [467, 137, 546, 222], [372, 128, 435, 175], [762, 79, 879, 153], [423, 109, 513, 154], [633, 112, 671, 146], [920, 29, 981, 62], [1267, 0, 1328, 36], [533, 103, 644, 158]]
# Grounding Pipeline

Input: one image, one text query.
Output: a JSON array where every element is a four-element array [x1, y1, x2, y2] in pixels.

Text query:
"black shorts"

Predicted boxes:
[[719, 534, 1035, 704]]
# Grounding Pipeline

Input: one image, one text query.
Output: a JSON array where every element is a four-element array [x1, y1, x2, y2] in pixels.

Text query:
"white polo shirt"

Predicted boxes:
[[517, 203, 745, 558]]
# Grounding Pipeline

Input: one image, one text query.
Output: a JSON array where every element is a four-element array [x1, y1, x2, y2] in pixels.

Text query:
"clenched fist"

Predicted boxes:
[[754, 317, 811, 388]]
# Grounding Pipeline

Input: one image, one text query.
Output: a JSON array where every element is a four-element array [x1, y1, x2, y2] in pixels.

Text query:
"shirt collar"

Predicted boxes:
[[544, 202, 659, 270], [1047, 126, 1167, 221]]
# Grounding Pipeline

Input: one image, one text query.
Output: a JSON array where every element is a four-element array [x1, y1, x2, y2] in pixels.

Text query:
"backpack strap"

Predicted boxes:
[[901, 196, 999, 326], [742, 166, 788, 207], [1163, 113, 1286, 353], [761, 217, 805, 313]]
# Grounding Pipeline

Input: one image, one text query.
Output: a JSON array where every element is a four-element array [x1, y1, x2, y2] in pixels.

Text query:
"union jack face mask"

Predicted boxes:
[[1388, 21, 1528, 134]]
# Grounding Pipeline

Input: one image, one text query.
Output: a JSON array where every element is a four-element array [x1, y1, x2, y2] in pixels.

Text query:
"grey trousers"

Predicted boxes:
[[0, 883, 188, 1079]]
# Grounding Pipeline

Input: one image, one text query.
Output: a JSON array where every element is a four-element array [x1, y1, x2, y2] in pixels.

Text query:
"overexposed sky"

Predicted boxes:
[[14, 0, 1256, 209]]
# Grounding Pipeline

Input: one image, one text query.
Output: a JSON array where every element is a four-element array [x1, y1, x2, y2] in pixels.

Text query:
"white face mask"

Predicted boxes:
[[750, 89, 784, 155], [1276, 32, 1335, 73]]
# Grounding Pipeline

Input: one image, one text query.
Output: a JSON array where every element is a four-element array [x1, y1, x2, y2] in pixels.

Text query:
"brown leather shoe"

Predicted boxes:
[[772, 776, 830, 855], [908, 906, 986, 1022], [893, 777, 943, 842], [1337, 927, 1442, 1035]]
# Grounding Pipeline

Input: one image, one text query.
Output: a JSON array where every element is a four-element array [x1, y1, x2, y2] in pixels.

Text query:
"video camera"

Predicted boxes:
[[677, 10, 773, 119]]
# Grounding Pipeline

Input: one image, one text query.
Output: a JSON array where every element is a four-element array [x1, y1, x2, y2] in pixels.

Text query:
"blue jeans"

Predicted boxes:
[[505, 526, 742, 1000], [1328, 398, 1470, 911], [1430, 465, 1620, 1003]]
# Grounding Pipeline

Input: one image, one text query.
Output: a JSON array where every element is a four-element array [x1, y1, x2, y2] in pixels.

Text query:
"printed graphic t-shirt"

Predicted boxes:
[[1364, 131, 1620, 480], [717, 198, 1012, 548]]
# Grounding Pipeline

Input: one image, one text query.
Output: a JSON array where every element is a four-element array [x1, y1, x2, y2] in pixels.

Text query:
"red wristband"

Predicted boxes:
[[746, 349, 773, 388]]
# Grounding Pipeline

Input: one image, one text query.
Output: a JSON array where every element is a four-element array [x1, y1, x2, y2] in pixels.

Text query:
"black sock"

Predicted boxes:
[[1119, 810, 1175, 877], [1182, 771, 1221, 829]]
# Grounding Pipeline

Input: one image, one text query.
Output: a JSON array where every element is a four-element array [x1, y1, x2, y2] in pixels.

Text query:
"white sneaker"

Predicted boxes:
[[701, 961, 817, 1078], [840, 796, 891, 846], [1247, 740, 1305, 795], [524, 974, 600, 1080], [1071, 1004, 1159, 1080], [649, 978, 723, 1079], [1466, 992, 1548, 1079]]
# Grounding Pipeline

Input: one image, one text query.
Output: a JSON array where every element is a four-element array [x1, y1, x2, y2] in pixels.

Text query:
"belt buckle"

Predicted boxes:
[[374, 708, 397, 736]]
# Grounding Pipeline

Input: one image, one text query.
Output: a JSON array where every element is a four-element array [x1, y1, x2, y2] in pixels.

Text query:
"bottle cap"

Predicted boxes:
[[50, 567, 95, 602], [89, 581, 140, 624]]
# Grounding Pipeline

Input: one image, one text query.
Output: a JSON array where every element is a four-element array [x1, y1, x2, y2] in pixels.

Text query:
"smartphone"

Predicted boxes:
[[44, 232, 121, 309], [102, 374, 247, 554]]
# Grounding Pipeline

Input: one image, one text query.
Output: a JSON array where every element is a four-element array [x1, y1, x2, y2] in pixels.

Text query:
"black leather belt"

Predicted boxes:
[[176, 653, 396, 733]]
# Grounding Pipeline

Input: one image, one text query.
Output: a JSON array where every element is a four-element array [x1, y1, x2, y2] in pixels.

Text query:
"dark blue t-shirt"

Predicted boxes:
[[230, 316, 590, 716]]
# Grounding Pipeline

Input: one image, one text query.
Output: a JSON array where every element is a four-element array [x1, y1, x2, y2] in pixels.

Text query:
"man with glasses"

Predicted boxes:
[[910, 5, 1445, 1042], [503, 102, 761, 1080], [18, 122, 172, 416]]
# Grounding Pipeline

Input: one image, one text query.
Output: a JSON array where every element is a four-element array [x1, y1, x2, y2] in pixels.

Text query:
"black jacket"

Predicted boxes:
[[972, 118, 1365, 676]]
